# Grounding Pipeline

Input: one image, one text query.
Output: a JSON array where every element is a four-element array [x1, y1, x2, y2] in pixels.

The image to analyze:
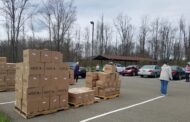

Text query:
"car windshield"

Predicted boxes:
[[116, 64, 123, 67], [141, 65, 155, 69]]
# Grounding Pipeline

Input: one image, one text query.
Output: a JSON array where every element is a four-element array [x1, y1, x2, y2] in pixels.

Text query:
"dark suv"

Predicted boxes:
[[65, 62, 87, 78]]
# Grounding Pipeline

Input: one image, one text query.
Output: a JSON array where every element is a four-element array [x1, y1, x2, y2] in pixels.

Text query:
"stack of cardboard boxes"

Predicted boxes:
[[68, 69, 75, 85], [86, 64, 121, 98], [15, 49, 69, 116], [0, 57, 16, 91], [68, 87, 94, 105]]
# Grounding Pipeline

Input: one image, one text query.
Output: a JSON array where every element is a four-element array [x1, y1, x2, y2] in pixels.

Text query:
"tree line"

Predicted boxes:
[[0, 0, 189, 64]]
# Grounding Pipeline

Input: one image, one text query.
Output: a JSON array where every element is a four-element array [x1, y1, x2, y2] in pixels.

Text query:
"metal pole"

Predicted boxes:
[[90, 21, 94, 70]]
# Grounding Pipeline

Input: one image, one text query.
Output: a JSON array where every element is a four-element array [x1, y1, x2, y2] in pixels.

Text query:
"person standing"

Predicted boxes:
[[74, 62, 80, 83], [96, 64, 100, 71], [159, 62, 173, 95], [185, 62, 190, 82]]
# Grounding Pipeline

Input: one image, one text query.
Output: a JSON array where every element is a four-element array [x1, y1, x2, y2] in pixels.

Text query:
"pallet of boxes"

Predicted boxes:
[[86, 64, 121, 100], [0, 57, 16, 92], [68, 87, 96, 108], [15, 49, 70, 119]]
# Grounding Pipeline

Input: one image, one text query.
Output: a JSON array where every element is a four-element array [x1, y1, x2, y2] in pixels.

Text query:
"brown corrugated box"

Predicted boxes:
[[23, 49, 41, 63], [23, 62, 44, 77], [96, 80, 108, 88], [104, 64, 116, 73], [40, 50, 52, 63], [86, 72, 98, 80], [22, 87, 42, 101], [22, 99, 39, 114], [59, 94, 68, 108], [23, 75, 40, 88], [98, 72, 111, 81], [50, 96, 59, 110], [38, 97, 49, 112], [0, 57, 7, 64], [51, 51, 63, 63]]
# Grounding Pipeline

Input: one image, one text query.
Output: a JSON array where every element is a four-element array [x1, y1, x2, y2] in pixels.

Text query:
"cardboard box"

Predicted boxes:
[[50, 96, 59, 110], [0, 68, 6, 77], [6, 63, 16, 70], [23, 75, 40, 88], [22, 99, 39, 114], [23, 62, 44, 76], [69, 88, 83, 105], [39, 97, 50, 112], [68, 79, 75, 85], [69, 69, 74, 79], [51, 51, 63, 63], [44, 63, 56, 75], [40, 50, 52, 63], [85, 79, 96, 88], [23, 49, 41, 63], [5, 76, 15, 86], [0, 57, 7, 64], [104, 64, 116, 73], [86, 72, 98, 80], [40, 75, 52, 87], [59, 94, 68, 108], [93, 87, 99, 96], [98, 72, 111, 81], [96, 80, 108, 88], [15, 87, 23, 99], [22, 87, 42, 101], [15, 98, 22, 110]]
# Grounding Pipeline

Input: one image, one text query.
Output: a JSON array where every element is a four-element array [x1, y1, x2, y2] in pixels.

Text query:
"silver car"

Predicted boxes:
[[138, 65, 161, 78]]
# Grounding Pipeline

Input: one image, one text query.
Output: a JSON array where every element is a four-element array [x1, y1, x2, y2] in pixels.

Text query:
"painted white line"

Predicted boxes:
[[0, 101, 15, 105], [80, 95, 165, 122]]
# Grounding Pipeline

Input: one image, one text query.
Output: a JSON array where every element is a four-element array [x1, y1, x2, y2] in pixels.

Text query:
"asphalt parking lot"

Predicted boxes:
[[0, 76, 190, 122]]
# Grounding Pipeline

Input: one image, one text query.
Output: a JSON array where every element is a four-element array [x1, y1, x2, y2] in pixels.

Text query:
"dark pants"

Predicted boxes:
[[74, 74, 78, 82], [160, 80, 168, 95], [185, 73, 189, 82]]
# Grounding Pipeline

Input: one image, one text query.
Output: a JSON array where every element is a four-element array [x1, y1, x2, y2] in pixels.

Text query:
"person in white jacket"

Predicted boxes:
[[159, 62, 173, 95]]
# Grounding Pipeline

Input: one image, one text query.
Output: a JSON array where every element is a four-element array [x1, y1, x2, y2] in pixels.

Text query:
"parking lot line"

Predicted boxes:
[[80, 95, 165, 122], [0, 101, 15, 105]]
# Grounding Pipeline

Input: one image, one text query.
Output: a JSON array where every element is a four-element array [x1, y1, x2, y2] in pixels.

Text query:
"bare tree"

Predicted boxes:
[[138, 16, 149, 56], [0, 0, 31, 62], [41, 0, 76, 51], [114, 13, 134, 56]]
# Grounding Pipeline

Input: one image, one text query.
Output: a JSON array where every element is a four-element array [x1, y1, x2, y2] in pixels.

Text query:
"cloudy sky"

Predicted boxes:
[[0, 0, 190, 40], [75, 0, 190, 27]]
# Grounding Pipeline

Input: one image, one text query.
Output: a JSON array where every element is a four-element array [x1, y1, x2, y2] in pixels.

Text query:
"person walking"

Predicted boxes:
[[159, 62, 173, 95], [74, 62, 80, 83], [185, 62, 190, 82]]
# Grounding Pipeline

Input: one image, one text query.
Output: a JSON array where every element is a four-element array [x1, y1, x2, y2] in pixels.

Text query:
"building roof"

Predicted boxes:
[[93, 55, 157, 63]]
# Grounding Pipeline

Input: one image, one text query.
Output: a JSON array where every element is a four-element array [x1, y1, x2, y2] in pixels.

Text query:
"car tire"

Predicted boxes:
[[178, 75, 182, 80], [133, 72, 136, 76], [154, 73, 157, 78], [141, 75, 144, 77]]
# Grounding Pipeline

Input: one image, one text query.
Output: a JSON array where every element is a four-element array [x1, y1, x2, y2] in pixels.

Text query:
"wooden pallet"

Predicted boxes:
[[15, 106, 69, 119], [69, 97, 101, 108], [97, 94, 120, 100]]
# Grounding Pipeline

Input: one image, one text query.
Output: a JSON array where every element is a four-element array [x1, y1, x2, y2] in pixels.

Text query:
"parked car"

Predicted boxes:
[[171, 66, 185, 80], [65, 62, 87, 78], [120, 65, 139, 76], [138, 65, 161, 78], [115, 63, 125, 73]]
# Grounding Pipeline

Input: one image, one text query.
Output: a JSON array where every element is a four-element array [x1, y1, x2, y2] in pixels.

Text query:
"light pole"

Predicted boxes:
[[90, 21, 94, 70], [90, 21, 94, 57]]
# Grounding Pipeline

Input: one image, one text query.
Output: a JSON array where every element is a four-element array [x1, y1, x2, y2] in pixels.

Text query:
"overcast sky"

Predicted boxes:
[[75, 0, 190, 28], [0, 0, 190, 40]]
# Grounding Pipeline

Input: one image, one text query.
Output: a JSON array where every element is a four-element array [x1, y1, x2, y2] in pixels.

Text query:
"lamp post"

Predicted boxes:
[[90, 21, 94, 70], [90, 21, 94, 57]]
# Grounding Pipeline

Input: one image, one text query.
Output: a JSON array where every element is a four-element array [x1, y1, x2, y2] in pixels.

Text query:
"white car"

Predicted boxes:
[[115, 64, 125, 73], [138, 65, 161, 78]]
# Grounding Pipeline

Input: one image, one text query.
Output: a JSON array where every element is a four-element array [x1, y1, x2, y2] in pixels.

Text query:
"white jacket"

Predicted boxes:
[[159, 64, 173, 81]]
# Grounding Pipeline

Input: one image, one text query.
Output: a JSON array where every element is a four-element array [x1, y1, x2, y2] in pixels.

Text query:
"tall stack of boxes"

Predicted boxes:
[[0, 57, 16, 91], [15, 49, 69, 116], [68, 69, 75, 85], [69, 87, 95, 105], [86, 64, 121, 98]]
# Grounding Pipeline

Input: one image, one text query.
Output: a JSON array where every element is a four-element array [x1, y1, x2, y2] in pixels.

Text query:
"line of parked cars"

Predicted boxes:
[[118, 64, 186, 80]]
